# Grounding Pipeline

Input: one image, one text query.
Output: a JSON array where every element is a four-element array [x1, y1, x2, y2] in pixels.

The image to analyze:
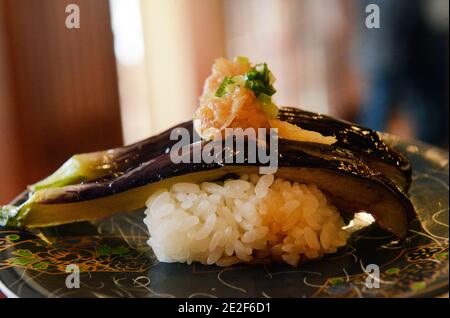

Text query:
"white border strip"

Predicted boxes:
[[0, 279, 18, 298]]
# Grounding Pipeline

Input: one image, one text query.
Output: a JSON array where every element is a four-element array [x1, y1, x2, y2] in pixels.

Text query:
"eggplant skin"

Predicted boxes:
[[277, 107, 412, 192], [4, 138, 415, 237], [30, 120, 194, 190], [30, 107, 411, 194]]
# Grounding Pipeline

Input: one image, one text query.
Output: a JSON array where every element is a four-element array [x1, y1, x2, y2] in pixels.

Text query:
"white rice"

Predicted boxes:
[[144, 174, 349, 267]]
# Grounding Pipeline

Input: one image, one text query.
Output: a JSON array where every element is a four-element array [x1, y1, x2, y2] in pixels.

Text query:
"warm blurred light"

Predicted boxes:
[[110, 0, 145, 65], [110, 0, 152, 144], [110, 0, 448, 147], [223, 0, 350, 115], [110, 0, 225, 143], [140, 0, 198, 134]]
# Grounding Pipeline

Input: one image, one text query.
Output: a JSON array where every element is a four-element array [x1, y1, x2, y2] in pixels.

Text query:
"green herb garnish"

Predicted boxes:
[[215, 63, 276, 99], [214, 60, 279, 118], [245, 63, 276, 97], [215, 76, 235, 97], [247, 63, 278, 118]]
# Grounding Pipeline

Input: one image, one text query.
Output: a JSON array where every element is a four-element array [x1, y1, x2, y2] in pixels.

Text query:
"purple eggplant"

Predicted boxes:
[[2, 138, 415, 237], [278, 107, 412, 191], [30, 120, 194, 191], [30, 108, 411, 195]]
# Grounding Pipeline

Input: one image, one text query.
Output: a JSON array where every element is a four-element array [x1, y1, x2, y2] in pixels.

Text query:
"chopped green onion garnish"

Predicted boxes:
[[215, 60, 277, 103], [244, 63, 276, 98], [215, 76, 235, 97]]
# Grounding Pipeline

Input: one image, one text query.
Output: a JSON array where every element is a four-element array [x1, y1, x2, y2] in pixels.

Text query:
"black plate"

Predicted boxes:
[[0, 135, 448, 298]]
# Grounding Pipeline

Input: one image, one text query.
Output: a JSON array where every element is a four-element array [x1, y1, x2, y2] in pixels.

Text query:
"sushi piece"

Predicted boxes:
[[1, 138, 414, 267], [1, 138, 415, 236], [143, 142, 415, 267], [0, 57, 417, 268]]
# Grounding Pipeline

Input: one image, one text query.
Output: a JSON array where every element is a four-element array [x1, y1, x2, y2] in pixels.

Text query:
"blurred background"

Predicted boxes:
[[0, 0, 448, 204]]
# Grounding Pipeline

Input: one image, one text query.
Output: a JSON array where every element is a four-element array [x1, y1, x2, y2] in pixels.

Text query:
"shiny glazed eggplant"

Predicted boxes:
[[29, 107, 411, 194], [30, 120, 195, 191], [1, 138, 415, 238], [278, 107, 412, 192]]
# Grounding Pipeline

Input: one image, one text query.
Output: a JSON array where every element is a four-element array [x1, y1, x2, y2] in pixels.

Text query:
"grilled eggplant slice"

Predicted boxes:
[[30, 108, 411, 194], [1, 139, 415, 237], [278, 107, 412, 192], [30, 120, 194, 191]]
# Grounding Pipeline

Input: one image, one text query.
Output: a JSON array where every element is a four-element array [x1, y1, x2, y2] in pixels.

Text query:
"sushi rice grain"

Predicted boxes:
[[144, 174, 349, 267]]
